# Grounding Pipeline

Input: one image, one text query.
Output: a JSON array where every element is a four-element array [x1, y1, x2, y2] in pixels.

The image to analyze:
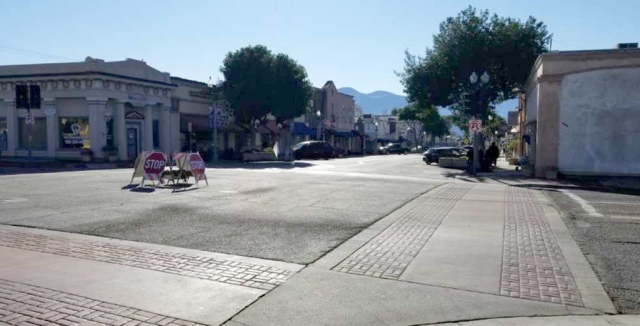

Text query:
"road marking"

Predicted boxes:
[[560, 189, 604, 217], [325, 160, 365, 169], [610, 215, 640, 220], [589, 201, 640, 205], [219, 190, 239, 194]]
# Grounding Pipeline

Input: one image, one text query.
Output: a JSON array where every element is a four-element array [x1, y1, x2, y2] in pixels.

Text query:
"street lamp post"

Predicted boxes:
[[316, 110, 323, 141], [468, 71, 490, 176], [374, 120, 379, 152]]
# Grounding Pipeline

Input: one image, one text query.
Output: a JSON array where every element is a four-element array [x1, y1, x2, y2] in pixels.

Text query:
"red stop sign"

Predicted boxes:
[[143, 152, 166, 175], [189, 153, 205, 175]]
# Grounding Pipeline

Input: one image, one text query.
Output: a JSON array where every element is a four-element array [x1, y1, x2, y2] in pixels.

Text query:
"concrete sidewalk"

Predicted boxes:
[[225, 183, 620, 326], [0, 182, 631, 326], [0, 225, 303, 326]]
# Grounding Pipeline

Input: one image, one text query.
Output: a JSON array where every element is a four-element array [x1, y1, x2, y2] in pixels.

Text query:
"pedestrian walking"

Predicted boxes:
[[488, 142, 500, 167]]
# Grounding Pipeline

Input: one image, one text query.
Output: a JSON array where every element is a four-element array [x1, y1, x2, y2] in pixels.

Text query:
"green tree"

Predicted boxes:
[[220, 45, 313, 125], [398, 6, 550, 129], [392, 104, 449, 145]]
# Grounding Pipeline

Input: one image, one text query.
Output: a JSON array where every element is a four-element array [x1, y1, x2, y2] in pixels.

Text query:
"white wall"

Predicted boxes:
[[558, 68, 640, 175], [526, 84, 538, 122], [57, 98, 88, 117]]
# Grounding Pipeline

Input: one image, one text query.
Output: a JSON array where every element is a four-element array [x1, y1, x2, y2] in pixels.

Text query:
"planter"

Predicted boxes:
[[522, 164, 534, 178], [242, 152, 276, 162], [81, 154, 92, 163], [438, 157, 468, 169], [108, 155, 118, 163]]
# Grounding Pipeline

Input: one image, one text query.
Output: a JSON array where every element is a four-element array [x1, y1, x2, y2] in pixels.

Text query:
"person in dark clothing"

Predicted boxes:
[[488, 142, 500, 167]]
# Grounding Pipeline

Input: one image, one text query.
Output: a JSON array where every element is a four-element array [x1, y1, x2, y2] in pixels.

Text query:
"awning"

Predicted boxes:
[[292, 122, 314, 136], [332, 131, 352, 138], [180, 114, 208, 132]]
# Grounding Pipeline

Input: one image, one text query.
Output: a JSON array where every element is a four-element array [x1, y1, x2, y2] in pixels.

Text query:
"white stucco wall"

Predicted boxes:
[[558, 68, 640, 175], [57, 98, 88, 117], [526, 84, 538, 122]]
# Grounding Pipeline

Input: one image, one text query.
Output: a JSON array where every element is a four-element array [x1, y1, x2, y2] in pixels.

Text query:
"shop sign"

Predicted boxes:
[[128, 93, 147, 107], [189, 91, 210, 99]]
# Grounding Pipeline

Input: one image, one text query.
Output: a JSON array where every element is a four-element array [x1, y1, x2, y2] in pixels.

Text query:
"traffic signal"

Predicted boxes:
[[29, 85, 41, 109], [15, 85, 29, 109]]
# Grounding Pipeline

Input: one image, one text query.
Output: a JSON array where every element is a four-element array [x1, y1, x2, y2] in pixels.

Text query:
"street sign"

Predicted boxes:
[[141, 152, 167, 185], [188, 153, 205, 176], [468, 119, 482, 133], [209, 108, 226, 129]]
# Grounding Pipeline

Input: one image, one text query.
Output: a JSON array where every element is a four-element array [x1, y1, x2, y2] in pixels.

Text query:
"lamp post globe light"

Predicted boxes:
[[316, 110, 323, 141]]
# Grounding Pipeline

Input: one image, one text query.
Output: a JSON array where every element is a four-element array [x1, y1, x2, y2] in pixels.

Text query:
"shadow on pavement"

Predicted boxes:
[[129, 187, 155, 193]]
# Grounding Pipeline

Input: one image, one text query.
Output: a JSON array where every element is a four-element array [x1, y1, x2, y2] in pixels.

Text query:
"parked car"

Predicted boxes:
[[293, 141, 342, 160], [459, 145, 473, 155], [423, 147, 461, 165], [378, 143, 409, 155], [385, 143, 410, 155]]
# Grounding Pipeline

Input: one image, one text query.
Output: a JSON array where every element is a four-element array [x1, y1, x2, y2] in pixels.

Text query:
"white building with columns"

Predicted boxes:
[[0, 57, 190, 161]]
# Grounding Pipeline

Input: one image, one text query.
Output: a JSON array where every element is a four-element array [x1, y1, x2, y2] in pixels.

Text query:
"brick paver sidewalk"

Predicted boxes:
[[0, 230, 293, 291], [0, 279, 205, 326]]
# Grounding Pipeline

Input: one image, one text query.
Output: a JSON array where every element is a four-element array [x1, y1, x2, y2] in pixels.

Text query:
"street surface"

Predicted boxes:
[[544, 187, 640, 314], [0, 154, 454, 264], [0, 155, 637, 325]]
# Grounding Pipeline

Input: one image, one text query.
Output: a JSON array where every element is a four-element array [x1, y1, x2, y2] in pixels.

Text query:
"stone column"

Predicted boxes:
[[534, 77, 562, 178], [87, 98, 107, 159], [228, 132, 235, 151], [144, 105, 154, 151], [171, 110, 180, 153], [5, 100, 17, 156], [43, 98, 58, 157], [160, 104, 171, 154], [114, 101, 127, 160]]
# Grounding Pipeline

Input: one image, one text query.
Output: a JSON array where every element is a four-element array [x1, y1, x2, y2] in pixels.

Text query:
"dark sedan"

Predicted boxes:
[[423, 147, 461, 164], [293, 141, 342, 160]]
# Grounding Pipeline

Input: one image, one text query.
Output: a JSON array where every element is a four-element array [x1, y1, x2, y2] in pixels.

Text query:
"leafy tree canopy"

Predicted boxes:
[[391, 103, 450, 142], [220, 45, 314, 124], [398, 6, 550, 127]]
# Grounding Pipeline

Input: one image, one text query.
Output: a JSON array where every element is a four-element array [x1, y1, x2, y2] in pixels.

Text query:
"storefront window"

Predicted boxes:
[[0, 118, 7, 151], [106, 119, 114, 146], [18, 118, 47, 150], [60, 117, 90, 149]]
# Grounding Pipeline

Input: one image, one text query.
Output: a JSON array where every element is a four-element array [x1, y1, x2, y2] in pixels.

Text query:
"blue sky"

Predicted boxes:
[[1, 0, 639, 98]]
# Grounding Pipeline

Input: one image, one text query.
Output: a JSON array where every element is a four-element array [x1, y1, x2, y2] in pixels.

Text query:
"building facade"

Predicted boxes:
[[0, 57, 178, 161], [319, 81, 360, 153], [0, 58, 364, 161], [523, 48, 640, 177]]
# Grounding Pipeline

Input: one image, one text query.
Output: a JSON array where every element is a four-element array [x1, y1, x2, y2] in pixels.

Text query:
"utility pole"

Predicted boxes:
[[208, 79, 219, 164]]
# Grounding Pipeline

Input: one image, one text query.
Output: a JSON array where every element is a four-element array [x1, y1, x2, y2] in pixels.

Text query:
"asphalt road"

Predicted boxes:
[[544, 187, 640, 313], [0, 154, 459, 264]]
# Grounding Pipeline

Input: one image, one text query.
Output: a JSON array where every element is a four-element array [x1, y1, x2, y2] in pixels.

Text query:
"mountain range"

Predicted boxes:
[[338, 87, 407, 115], [338, 87, 515, 120], [338, 87, 516, 136]]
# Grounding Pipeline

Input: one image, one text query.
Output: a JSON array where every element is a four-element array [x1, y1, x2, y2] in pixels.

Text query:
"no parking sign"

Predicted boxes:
[[468, 119, 482, 134]]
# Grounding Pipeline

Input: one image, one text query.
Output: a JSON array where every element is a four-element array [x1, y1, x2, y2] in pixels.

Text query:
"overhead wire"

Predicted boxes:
[[0, 44, 77, 62]]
